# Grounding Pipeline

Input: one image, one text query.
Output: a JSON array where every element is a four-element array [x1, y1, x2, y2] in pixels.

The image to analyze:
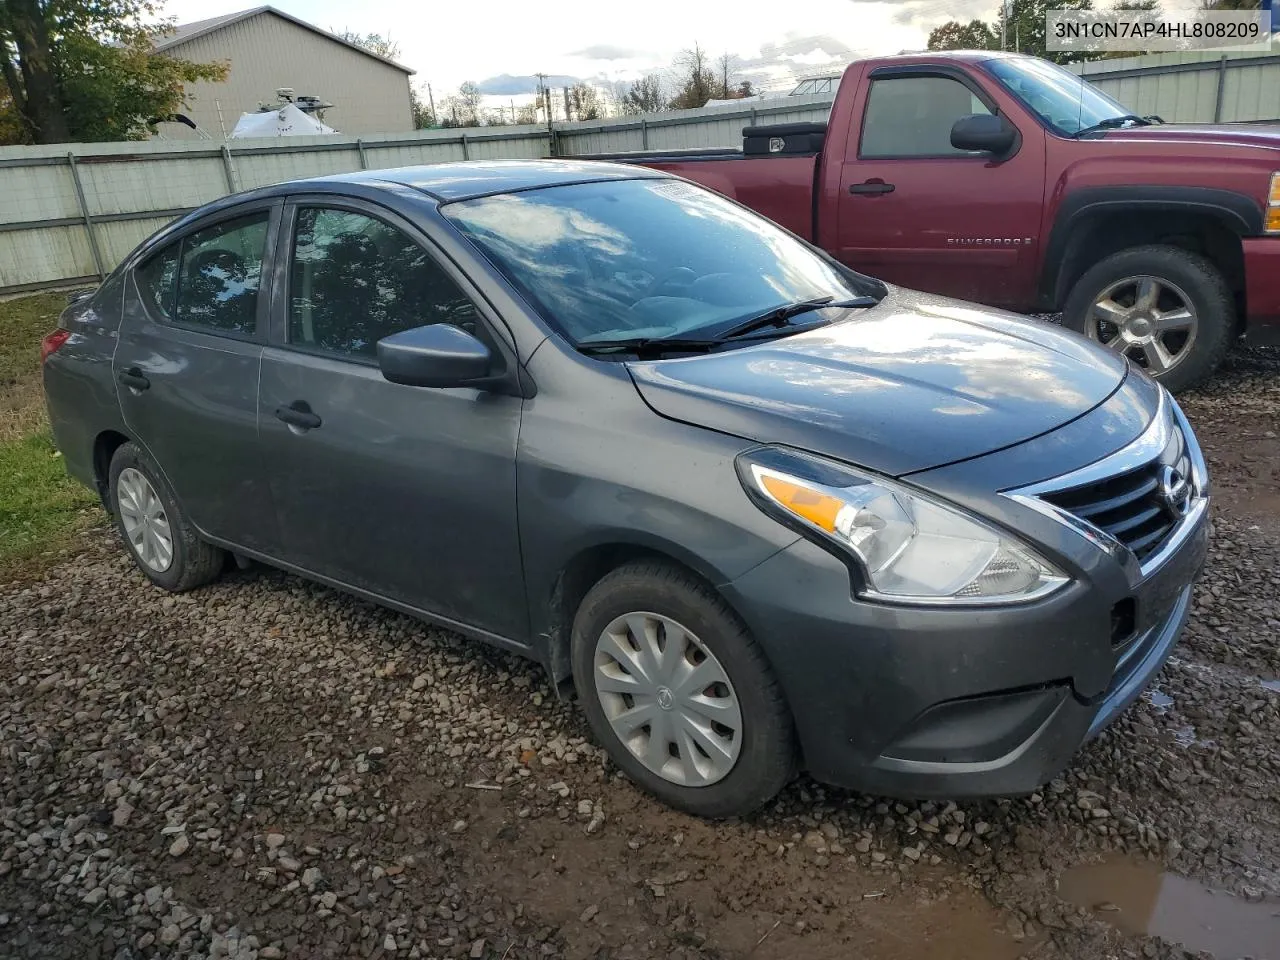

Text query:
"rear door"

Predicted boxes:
[[257, 198, 526, 640], [114, 203, 281, 553], [833, 66, 1045, 307]]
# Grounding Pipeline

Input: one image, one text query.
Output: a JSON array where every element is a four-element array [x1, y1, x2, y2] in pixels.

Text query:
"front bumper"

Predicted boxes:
[[722, 508, 1206, 798], [1243, 237, 1280, 344], [721, 381, 1209, 799]]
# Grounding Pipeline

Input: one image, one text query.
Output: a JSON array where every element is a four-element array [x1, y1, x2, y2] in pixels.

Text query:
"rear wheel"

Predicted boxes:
[[572, 561, 795, 818], [1062, 245, 1234, 393], [108, 442, 224, 592]]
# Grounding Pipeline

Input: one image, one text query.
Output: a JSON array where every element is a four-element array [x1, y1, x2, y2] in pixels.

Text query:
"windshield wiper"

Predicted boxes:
[[1074, 114, 1152, 137], [715, 296, 878, 341], [576, 337, 722, 357]]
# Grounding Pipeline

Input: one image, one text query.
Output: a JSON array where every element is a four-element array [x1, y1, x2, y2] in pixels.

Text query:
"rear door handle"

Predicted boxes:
[[275, 402, 322, 431], [849, 180, 895, 195], [117, 368, 150, 391]]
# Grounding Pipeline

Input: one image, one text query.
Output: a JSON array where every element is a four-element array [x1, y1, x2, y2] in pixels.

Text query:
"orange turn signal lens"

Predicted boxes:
[[758, 473, 844, 532], [1268, 173, 1280, 233]]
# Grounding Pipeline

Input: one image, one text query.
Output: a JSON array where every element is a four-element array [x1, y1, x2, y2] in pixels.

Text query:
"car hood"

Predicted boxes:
[[1102, 124, 1280, 152], [626, 290, 1130, 477]]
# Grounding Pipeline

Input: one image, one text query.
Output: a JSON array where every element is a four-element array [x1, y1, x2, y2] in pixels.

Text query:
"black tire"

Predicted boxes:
[[107, 442, 224, 592], [1062, 244, 1234, 394], [571, 560, 795, 818]]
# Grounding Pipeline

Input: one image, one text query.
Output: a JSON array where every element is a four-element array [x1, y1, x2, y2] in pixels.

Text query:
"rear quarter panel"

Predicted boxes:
[[42, 282, 129, 495]]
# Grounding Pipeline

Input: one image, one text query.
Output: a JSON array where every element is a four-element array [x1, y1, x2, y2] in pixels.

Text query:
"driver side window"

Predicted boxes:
[[860, 76, 993, 159], [288, 207, 481, 361]]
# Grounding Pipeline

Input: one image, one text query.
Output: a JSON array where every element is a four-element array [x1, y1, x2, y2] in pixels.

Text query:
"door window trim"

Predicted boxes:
[[129, 199, 283, 344], [271, 195, 518, 372], [856, 65, 1021, 162]]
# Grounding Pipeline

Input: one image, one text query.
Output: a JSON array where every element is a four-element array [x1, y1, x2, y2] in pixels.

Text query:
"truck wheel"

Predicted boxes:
[[571, 561, 795, 818], [108, 442, 225, 592], [1062, 245, 1234, 393]]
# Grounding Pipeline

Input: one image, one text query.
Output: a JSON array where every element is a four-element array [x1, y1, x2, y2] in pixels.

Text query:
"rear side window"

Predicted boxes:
[[288, 207, 480, 360], [860, 76, 993, 158], [174, 213, 269, 334]]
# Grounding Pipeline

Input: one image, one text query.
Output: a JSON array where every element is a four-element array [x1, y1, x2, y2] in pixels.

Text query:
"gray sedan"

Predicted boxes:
[[42, 160, 1209, 817]]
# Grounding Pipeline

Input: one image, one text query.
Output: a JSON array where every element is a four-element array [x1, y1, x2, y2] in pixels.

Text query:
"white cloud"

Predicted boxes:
[[159, 0, 1007, 95]]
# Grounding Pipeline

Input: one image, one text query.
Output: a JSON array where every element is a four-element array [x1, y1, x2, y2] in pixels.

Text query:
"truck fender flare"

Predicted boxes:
[[1039, 185, 1264, 307]]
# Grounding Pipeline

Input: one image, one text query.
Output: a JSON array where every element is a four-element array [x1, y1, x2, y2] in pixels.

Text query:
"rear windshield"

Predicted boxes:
[[443, 178, 875, 345]]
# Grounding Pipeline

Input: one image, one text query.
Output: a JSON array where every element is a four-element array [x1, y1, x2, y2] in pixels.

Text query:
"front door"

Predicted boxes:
[[834, 70, 1045, 308], [257, 201, 526, 641], [113, 204, 280, 552]]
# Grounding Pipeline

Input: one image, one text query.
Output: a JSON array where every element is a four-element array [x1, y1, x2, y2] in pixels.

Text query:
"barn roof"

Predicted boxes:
[[156, 6, 415, 75]]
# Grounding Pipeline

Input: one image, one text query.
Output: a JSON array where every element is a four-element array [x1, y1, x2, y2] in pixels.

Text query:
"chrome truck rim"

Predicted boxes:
[[1086, 275, 1198, 377]]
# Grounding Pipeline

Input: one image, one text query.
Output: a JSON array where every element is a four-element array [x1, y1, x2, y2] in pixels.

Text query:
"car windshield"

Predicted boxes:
[[985, 57, 1133, 137], [443, 178, 876, 347]]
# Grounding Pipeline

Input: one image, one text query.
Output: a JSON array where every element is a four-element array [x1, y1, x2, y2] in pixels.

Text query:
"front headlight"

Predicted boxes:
[[737, 446, 1068, 605]]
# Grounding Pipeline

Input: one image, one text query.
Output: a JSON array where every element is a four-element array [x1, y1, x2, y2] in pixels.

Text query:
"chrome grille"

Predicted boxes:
[[1006, 391, 1205, 572], [1040, 457, 1186, 562]]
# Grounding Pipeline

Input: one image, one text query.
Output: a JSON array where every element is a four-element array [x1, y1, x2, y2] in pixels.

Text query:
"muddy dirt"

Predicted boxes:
[[2, 345, 1279, 960]]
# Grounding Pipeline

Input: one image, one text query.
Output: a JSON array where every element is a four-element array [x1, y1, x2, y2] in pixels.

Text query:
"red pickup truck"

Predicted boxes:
[[606, 51, 1280, 392]]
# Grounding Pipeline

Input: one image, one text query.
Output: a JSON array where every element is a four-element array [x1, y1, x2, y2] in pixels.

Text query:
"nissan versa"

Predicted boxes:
[[42, 160, 1209, 818]]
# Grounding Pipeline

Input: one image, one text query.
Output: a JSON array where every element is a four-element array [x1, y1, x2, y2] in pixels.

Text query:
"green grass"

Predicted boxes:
[[0, 290, 101, 578]]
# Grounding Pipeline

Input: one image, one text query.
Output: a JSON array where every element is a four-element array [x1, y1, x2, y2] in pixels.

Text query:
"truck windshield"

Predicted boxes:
[[985, 57, 1133, 137], [443, 178, 877, 348]]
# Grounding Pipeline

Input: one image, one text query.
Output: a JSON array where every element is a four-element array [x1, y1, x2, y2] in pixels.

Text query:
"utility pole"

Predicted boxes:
[[1000, 0, 1008, 51], [510, 99, 516, 122], [563, 86, 571, 122], [534, 72, 547, 122], [427, 83, 436, 124]]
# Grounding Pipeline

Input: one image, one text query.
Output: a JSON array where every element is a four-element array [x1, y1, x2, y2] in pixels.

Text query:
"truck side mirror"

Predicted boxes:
[[950, 114, 1017, 160]]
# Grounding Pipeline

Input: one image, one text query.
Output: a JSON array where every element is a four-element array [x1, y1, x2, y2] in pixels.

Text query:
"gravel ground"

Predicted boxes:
[[3, 346, 1279, 960]]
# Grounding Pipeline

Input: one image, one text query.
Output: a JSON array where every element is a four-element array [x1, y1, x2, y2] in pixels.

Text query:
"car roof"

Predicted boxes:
[[298, 158, 670, 202]]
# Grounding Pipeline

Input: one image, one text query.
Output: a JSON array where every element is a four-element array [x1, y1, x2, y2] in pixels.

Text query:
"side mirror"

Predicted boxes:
[[376, 323, 493, 388], [950, 114, 1017, 159]]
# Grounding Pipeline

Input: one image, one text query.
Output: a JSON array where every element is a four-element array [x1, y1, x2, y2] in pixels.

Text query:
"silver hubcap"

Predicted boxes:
[[1087, 275, 1197, 377], [593, 612, 743, 787], [116, 467, 174, 573]]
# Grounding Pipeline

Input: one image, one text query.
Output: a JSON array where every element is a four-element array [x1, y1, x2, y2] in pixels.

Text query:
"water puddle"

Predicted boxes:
[[1261, 679, 1280, 694], [1144, 689, 1174, 710], [1058, 857, 1280, 959]]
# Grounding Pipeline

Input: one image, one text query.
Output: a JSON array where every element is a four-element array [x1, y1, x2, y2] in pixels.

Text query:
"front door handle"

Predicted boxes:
[[275, 402, 322, 431], [117, 367, 150, 391], [849, 180, 895, 195]]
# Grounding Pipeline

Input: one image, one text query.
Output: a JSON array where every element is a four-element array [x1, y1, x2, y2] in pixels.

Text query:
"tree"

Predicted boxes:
[[409, 84, 433, 128], [1001, 0, 1097, 63], [515, 103, 538, 125], [457, 80, 482, 124], [337, 30, 400, 61], [0, 0, 227, 144], [1199, 0, 1261, 8], [620, 74, 665, 115], [568, 81, 600, 120], [737, 79, 754, 98], [927, 19, 999, 51], [714, 52, 742, 100], [669, 43, 715, 109]]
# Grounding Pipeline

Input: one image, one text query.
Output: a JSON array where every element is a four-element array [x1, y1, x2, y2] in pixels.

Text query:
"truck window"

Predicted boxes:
[[860, 76, 992, 159]]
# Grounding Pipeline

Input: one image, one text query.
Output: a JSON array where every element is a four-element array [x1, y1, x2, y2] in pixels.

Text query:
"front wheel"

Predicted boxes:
[[1061, 245, 1234, 393], [571, 561, 795, 818]]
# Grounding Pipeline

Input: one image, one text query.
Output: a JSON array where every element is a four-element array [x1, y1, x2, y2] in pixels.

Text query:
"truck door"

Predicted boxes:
[[833, 65, 1045, 308]]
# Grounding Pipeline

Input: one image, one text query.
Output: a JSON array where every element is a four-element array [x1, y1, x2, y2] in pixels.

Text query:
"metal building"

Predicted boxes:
[[153, 6, 415, 139]]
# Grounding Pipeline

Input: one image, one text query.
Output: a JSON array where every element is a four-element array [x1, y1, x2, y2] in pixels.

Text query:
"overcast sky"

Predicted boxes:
[[161, 0, 1011, 98]]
